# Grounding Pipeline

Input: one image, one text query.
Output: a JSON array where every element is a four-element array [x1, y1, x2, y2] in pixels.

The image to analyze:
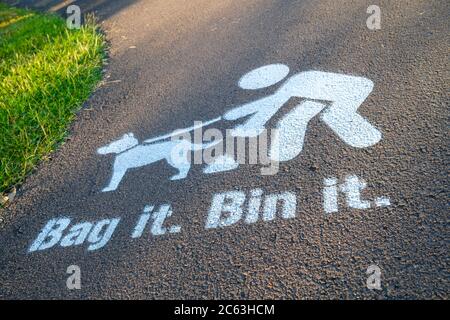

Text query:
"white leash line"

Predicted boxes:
[[143, 116, 222, 144]]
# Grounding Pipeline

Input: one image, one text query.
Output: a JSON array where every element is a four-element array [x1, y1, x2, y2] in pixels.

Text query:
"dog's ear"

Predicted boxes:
[[124, 133, 134, 139]]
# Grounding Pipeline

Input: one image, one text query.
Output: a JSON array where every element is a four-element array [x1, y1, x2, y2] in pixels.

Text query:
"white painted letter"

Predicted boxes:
[[340, 175, 371, 210], [29, 218, 71, 252], [263, 192, 297, 221], [323, 178, 338, 214], [131, 205, 154, 238], [151, 204, 173, 236], [206, 191, 246, 228], [87, 218, 120, 251], [60, 222, 93, 247], [245, 189, 263, 224]]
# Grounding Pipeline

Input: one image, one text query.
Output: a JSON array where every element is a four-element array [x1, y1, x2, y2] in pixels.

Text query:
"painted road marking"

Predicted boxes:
[[26, 65, 389, 254], [28, 175, 391, 254], [323, 175, 392, 213], [238, 63, 290, 90], [29, 217, 120, 252], [205, 189, 297, 229], [270, 100, 325, 161], [226, 68, 381, 153], [143, 117, 221, 144], [97, 64, 382, 192], [97, 132, 220, 192]]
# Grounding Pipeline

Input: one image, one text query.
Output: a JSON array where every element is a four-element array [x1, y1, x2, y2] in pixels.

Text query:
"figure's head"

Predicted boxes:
[[238, 63, 290, 90], [97, 133, 139, 155]]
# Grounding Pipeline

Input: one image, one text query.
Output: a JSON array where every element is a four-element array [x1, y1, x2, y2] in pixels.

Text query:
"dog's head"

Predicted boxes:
[[97, 133, 139, 155]]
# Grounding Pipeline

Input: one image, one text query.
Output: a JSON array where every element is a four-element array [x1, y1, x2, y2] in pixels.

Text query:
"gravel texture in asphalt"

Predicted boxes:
[[0, 0, 448, 299]]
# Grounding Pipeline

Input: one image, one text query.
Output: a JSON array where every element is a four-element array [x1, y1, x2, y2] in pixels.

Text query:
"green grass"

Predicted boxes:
[[0, 3, 105, 197]]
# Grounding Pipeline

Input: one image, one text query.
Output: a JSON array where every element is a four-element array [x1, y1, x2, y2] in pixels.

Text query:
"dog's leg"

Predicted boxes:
[[166, 142, 192, 180], [102, 163, 127, 192], [167, 151, 191, 180], [170, 163, 190, 180]]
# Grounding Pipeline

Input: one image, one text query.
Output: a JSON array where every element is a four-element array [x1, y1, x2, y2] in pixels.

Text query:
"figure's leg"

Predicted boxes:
[[167, 142, 191, 180], [285, 71, 381, 148], [102, 164, 127, 192], [167, 157, 190, 180], [270, 101, 325, 162], [321, 108, 381, 148], [170, 163, 190, 180]]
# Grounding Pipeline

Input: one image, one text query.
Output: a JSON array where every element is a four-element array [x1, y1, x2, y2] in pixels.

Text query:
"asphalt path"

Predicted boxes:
[[0, 0, 448, 299]]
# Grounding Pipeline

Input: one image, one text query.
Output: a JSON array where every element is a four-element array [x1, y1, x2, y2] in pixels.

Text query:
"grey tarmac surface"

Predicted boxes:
[[0, 0, 448, 299]]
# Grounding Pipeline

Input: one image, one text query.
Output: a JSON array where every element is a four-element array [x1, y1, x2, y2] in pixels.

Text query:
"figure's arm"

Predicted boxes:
[[224, 94, 291, 136], [223, 96, 267, 120]]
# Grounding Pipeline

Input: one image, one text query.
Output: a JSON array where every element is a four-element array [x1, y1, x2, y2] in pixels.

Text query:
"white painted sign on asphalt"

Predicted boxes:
[[28, 174, 391, 253], [97, 64, 382, 192], [26, 64, 390, 255]]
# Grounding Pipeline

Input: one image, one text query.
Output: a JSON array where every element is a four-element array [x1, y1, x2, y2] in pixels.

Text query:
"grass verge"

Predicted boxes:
[[0, 3, 105, 204]]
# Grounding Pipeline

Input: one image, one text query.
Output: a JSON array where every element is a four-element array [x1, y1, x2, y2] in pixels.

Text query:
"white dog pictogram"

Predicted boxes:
[[97, 123, 220, 192]]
